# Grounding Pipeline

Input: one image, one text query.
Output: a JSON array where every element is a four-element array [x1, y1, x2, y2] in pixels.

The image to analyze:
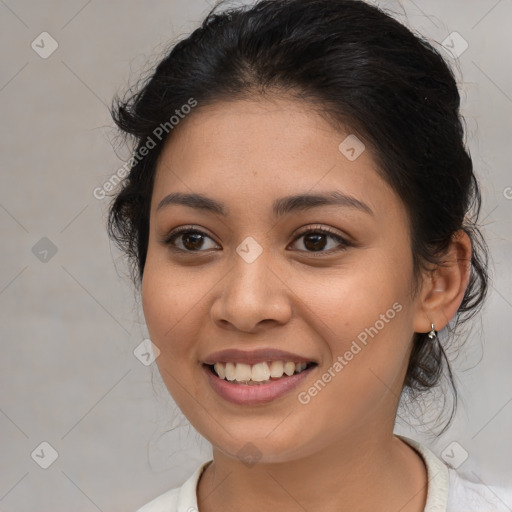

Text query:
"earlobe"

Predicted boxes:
[[413, 230, 472, 334]]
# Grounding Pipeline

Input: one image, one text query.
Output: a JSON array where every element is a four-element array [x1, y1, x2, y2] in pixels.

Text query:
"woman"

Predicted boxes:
[[108, 0, 509, 510]]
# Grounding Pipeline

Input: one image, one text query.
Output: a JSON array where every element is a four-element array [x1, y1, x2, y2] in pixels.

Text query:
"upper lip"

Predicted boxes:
[[203, 348, 317, 365]]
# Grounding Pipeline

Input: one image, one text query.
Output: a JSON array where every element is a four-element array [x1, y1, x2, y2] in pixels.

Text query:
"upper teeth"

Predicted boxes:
[[213, 361, 309, 382]]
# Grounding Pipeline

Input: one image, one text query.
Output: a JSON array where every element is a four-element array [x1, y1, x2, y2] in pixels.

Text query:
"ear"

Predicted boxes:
[[412, 230, 472, 334]]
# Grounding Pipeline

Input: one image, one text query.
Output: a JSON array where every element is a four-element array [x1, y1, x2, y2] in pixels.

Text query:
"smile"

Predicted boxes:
[[203, 361, 318, 405], [208, 360, 315, 384]]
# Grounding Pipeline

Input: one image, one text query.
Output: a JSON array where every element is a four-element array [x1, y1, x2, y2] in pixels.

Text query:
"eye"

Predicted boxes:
[[289, 225, 351, 254], [162, 226, 219, 252], [162, 224, 352, 255]]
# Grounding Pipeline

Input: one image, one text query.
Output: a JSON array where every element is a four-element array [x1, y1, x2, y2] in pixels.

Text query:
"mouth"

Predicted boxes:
[[204, 360, 318, 385], [202, 360, 318, 405]]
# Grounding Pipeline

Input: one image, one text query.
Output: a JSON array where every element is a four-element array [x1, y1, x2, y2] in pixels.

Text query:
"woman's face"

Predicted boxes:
[[142, 97, 427, 463]]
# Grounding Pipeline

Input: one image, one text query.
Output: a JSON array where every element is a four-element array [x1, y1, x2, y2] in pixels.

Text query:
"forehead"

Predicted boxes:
[[152, 97, 401, 219], [159, 96, 345, 160]]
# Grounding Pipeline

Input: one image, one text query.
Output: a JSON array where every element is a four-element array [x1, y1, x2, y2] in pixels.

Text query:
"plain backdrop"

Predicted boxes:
[[1, 0, 511, 510]]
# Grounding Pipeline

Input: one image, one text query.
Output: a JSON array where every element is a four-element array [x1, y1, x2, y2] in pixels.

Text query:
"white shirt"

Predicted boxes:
[[136, 435, 511, 511]]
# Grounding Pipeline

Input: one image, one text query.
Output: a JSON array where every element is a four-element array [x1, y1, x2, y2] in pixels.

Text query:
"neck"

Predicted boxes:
[[197, 428, 428, 512]]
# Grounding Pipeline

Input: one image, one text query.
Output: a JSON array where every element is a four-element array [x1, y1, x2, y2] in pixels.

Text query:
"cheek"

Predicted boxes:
[[141, 259, 209, 412], [141, 256, 205, 360], [291, 256, 415, 406], [293, 255, 413, 343]]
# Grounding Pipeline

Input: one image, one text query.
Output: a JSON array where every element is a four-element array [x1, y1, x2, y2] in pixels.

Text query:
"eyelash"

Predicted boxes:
[[162, 224, 352, 256]]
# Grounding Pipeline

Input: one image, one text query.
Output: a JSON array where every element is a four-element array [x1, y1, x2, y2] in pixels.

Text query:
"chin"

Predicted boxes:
[[203, 425, 319, 466]]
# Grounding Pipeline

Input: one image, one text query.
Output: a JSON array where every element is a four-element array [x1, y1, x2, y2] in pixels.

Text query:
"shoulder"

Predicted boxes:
[[446, 467, 512, 512], [396, 434, 511, 512], [135, 460, 212, 512]]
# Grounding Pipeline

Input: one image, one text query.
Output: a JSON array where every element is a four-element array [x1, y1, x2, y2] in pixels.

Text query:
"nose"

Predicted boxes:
[[210, 252, 292, 333]]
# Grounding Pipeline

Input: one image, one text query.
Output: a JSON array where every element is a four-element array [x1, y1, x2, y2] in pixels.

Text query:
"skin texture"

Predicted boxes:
[[142, 96, 471, 512]]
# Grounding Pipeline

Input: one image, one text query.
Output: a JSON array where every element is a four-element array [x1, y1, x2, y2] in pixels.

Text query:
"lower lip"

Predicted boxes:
[[203, 364, 316, 405]]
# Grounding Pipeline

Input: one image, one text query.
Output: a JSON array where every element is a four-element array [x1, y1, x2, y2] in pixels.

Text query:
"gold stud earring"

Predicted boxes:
[[427, 323, 437, 340]]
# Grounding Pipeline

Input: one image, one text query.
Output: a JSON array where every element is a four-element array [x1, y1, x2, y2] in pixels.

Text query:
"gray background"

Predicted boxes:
[[0, 0, 511, 510]]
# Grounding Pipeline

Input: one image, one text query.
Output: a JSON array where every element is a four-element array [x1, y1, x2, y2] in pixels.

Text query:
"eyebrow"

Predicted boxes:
[[156, 191, 373, 217]]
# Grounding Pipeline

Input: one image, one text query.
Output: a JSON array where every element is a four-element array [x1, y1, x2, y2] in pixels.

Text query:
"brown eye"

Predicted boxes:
[[164, 228, 219, 252], [290, 227, 351, 254]]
